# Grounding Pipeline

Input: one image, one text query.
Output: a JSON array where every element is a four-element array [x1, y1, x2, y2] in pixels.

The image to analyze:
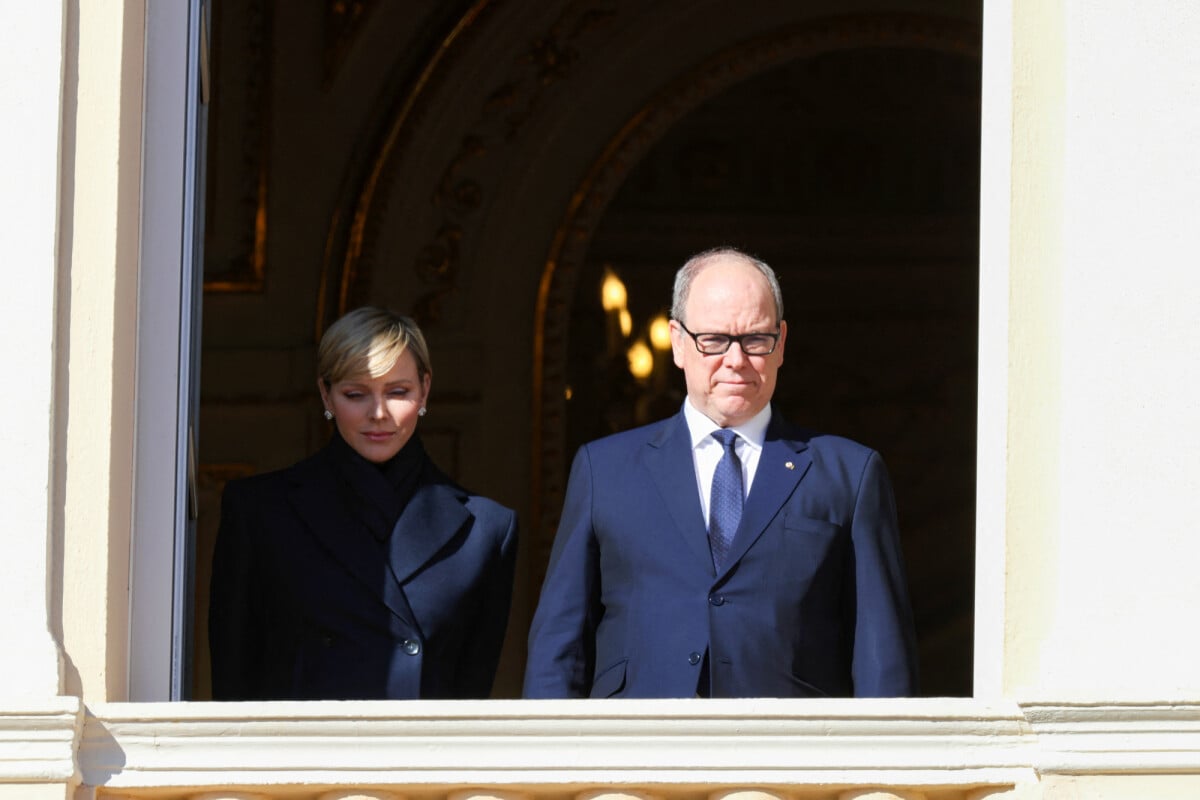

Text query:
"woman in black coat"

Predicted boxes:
[[209, 307, 518, 700]]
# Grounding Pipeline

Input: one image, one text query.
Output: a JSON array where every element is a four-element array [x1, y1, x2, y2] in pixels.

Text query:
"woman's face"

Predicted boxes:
[[318, 349, 431, 463]]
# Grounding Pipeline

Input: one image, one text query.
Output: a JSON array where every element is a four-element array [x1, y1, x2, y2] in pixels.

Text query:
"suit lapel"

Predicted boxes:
[[644, 414, 715, 576], [717, 420, 812, 580], [385, 473, 472, 585]]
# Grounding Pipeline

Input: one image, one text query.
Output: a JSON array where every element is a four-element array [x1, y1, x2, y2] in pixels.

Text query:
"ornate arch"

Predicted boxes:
[[315, 0, 621, 338], [530, 13, 981, 571]]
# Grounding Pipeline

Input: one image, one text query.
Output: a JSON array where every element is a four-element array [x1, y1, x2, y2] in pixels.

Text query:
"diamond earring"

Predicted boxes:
[[323, 409, 333, 421], [418, 407, 427, 417]]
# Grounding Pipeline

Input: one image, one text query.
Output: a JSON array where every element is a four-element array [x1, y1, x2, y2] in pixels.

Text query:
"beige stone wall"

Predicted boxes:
[[0, 0, 68, 706], [56, 0, 147, 705], [0, 787, 73, 800], [980, 0, 1200, 700], [5, 0, 1200, 798], [1038, 776, 1200, 800]]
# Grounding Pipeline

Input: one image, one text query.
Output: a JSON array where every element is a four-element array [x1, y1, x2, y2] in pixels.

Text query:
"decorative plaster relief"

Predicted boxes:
[[67, 697, 1200, 795], [204, 0, 272, 293], [0, 699, 82, 785], [323, 0, 382, 86], [320, 1, 621, 328], [405, 3, 617, 325]]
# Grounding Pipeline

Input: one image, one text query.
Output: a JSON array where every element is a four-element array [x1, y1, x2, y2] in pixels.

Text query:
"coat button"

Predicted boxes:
[[401, 639, 421, 656], [709, 594, 726, 606], [688, 652, 702, 666]]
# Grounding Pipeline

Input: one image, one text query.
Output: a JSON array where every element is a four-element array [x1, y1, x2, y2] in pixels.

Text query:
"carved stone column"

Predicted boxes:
[[450, 792, 528, 800], [710, 791, 792, 800], [705, 786, 792, 800], [580, 792, 660, 800]]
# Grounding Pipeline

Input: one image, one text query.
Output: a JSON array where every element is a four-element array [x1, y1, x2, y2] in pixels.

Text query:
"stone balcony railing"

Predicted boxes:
[[8, 698, 1200, 799]]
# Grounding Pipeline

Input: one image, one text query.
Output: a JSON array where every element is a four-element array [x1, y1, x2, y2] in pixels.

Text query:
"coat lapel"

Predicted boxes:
[[385, 472, 472, 585], [644, 414, 715, 576], [717, 419, 812, 580], [286, 455, 420, 628]]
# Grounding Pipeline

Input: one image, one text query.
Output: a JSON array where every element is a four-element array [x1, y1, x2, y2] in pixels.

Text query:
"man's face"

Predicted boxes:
[[670, 256, 787, 428]]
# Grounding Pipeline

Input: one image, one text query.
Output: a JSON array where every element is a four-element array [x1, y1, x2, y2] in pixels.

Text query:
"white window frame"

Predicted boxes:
[[127, 0, 1005, 703], [129, 0, 207, 702]]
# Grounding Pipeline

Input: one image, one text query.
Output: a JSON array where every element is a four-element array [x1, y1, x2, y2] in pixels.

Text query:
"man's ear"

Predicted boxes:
[[670, 320, 687, 369]]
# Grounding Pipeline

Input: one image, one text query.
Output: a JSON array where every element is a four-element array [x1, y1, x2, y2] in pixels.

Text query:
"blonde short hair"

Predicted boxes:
[[317, 307, 432, 385]]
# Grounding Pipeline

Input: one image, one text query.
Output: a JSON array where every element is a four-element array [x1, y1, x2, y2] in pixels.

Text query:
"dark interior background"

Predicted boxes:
[[196, 0, 981, 698]]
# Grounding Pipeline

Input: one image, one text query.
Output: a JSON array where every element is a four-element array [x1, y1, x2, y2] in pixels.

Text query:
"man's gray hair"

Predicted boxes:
[[670, 246, 784, 326]]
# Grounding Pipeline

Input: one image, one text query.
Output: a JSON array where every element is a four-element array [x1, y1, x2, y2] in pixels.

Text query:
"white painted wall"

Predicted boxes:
[[0, 0, 66, 699], [7, 0, 1200, 796], [979, 0, 1200, 700], [1048, 0, 1200, 697]]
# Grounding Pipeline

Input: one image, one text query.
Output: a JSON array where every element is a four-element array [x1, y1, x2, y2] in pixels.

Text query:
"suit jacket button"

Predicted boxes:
[[402, 639, 421, 656], [709, 594, 726, 606], [688, 652, 702, 666]]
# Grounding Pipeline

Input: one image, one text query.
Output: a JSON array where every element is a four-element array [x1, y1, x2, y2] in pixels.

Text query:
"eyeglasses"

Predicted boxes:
[[676, 321, 780, 356]]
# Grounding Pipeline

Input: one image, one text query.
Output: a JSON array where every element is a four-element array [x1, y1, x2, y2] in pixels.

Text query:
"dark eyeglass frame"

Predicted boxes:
[[675, 320, 781, 356]]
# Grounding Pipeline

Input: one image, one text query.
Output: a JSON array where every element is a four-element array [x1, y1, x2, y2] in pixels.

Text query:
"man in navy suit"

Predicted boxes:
[[524, 247, 918, 698]]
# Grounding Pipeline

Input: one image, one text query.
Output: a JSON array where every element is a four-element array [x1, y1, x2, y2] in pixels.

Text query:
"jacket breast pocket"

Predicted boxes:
[[782, 514, 842, 539], [775, 514, 846, 588]]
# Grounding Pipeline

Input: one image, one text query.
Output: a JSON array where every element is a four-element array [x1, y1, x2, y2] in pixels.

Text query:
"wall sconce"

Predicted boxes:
[[602, 266, 630, 355], [648, 313, 671, 351], [601, 267, 627, 312], [627, 340, 653, 380]]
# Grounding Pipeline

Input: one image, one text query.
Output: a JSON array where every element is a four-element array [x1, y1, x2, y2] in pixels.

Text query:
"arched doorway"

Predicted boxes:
[[197, 1, 981, 698]]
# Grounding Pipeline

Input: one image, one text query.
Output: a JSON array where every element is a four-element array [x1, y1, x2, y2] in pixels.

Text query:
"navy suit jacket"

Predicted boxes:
[[524, 409, 917, 698], [209, 442, 517, 700]]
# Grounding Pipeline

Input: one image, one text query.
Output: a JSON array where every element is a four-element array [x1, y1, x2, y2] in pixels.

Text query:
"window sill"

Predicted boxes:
[[83, 698, 1029, 790], [9, 697, 1200, 796]]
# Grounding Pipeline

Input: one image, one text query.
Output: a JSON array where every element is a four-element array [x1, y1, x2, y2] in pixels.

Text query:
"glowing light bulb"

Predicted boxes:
[[601, 268, 627, 311], [619, 308, 633, 337], [649, 314, 671, 351], [627, 340, 653, 380]]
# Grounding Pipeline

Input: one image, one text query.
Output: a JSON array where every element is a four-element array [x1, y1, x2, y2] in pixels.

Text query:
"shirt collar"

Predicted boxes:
[[682, 397, 772, 450]]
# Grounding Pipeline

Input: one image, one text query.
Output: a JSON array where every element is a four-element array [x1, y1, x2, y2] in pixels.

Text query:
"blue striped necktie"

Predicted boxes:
[[709, 428, 743, 571]]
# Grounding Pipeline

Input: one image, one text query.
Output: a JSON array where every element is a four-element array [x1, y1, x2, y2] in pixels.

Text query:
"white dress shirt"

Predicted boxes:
[[682, 398, 772, 528]]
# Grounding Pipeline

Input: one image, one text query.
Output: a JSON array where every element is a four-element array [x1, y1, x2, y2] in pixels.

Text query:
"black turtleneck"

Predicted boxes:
[[326, 429, 426, 542]]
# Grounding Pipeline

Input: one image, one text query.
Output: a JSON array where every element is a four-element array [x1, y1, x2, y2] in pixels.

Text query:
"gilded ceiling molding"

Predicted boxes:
[[410, 3, 616, 325], [204, 0, 272, 293], [530, 13, 982, 569], [316, 1, 619, 338], [315, 0, 497, 341], [322, 0, 381, 88]]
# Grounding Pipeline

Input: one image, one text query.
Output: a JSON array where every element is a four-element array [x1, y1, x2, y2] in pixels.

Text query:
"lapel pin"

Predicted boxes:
[[785, 461, 795, 470]]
